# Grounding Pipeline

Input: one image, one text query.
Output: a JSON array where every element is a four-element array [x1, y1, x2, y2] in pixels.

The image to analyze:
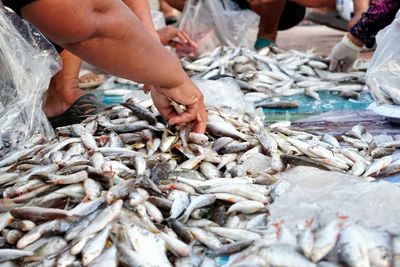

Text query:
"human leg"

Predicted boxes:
[[159, 0, 178, 24], [249, 0, 286, 48], [44, 50, 100, 117], [163, 0, 186, 11], [44, 50, 108, 128]]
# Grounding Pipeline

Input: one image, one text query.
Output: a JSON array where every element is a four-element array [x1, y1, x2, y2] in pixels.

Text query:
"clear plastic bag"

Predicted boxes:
[[0, 8, 61, 154], [193, 77, 256, 116], [179, 0, 260, 54], [271, 166, 400, 233], [366, 10, 400, 106]]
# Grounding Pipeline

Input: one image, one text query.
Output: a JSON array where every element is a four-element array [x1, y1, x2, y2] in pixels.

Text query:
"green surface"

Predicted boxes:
[[96, 86, 373, 123], [259, 91, 373, 123]]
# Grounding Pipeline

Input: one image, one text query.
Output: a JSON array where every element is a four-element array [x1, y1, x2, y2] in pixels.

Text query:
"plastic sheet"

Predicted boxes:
[[179, 0, 260, 54], [193, 77, 257, 116], [271, 166, 400, 233], [0, 8, 61, 154], [366, 10, 400, 106]]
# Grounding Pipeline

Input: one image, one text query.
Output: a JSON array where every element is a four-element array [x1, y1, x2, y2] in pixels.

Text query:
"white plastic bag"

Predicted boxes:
[[193, 77, 256, 116], [271, 166, 400, 233], [366, 10, 400, 106], [0, 8, 61, 154], [179, 0, 260, 54]]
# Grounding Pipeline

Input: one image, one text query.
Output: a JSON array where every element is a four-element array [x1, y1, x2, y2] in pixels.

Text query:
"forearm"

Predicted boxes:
[[353, 0, 369, 15], [350, 0, 400, 48], [122, 0, 157, 36], [22, 0, 187, 88]]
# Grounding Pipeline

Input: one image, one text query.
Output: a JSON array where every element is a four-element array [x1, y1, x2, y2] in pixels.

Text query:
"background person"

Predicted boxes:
[[165, 0, 335, 49], [329, 0, 400, 71]]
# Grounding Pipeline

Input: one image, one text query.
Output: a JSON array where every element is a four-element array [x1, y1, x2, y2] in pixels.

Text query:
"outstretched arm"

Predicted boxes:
[[21, 0, 184, 89], [20, 0, 206, 132]]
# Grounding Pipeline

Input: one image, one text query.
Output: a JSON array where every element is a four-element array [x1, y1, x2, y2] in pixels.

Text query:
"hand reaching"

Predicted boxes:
[[150, 78, 207, 133], [157, 26, 198, 56]]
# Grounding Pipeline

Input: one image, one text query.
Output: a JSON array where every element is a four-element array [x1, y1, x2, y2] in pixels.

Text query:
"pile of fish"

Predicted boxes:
[[263, 122, 400, 178], [368, 82, 400, 106], [0, 99, 398, 266], [228, 216, 400, 267], [181, 46, 367, 107]]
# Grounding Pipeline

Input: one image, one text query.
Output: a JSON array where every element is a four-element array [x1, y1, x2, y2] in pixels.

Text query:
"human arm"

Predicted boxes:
[[349, 0, 369, 28], [20, 0, 206, 132], [157, 25, 198, 55], [329, 0, 400, 71], [122, 0, 159, 40], [350, 0, 400, 48]]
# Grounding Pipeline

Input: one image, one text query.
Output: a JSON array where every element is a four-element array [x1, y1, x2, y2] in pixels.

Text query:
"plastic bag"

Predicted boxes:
[[270, 166, 400, 232], [366, 10, 400, 106], [0, 8, 61, 154], [193, 77, 257, 116], [179, 0, 260, 54]]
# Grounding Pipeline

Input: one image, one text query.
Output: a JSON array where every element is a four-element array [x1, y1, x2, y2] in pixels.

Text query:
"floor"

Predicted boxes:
[[276, 24, 373, 59]]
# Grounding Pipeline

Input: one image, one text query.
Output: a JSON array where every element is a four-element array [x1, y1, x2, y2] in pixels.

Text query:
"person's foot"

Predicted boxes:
[[44, 73, 106, 128], [165, 16, 178, 25], [47, 94, 106, 129], [78, 70, 106, 89], [44, 74, 85, 118], [43, 51, 106, 128], [255, 38, 276, 50]]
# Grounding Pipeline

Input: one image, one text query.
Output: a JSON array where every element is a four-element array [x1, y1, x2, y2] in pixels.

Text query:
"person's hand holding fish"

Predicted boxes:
[[151, 78, 207, 134]]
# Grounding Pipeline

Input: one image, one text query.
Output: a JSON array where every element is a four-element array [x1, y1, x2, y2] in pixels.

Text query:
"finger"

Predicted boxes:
[[193, 120, 206, 134], [179, 31, 197, 48], [169, 40, 184, 49], [158, 107, 178, 121], [193, 110, 207, 133], [177, 31, 189, 44], [168, 111, 196, 125], [329, 59, 339, 72], [180, 31, 197, 48], [188, 40, 198, 49], [143, 84, 152, 94], [180, 31, 191, 42], [150, 90, 176, 119]]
